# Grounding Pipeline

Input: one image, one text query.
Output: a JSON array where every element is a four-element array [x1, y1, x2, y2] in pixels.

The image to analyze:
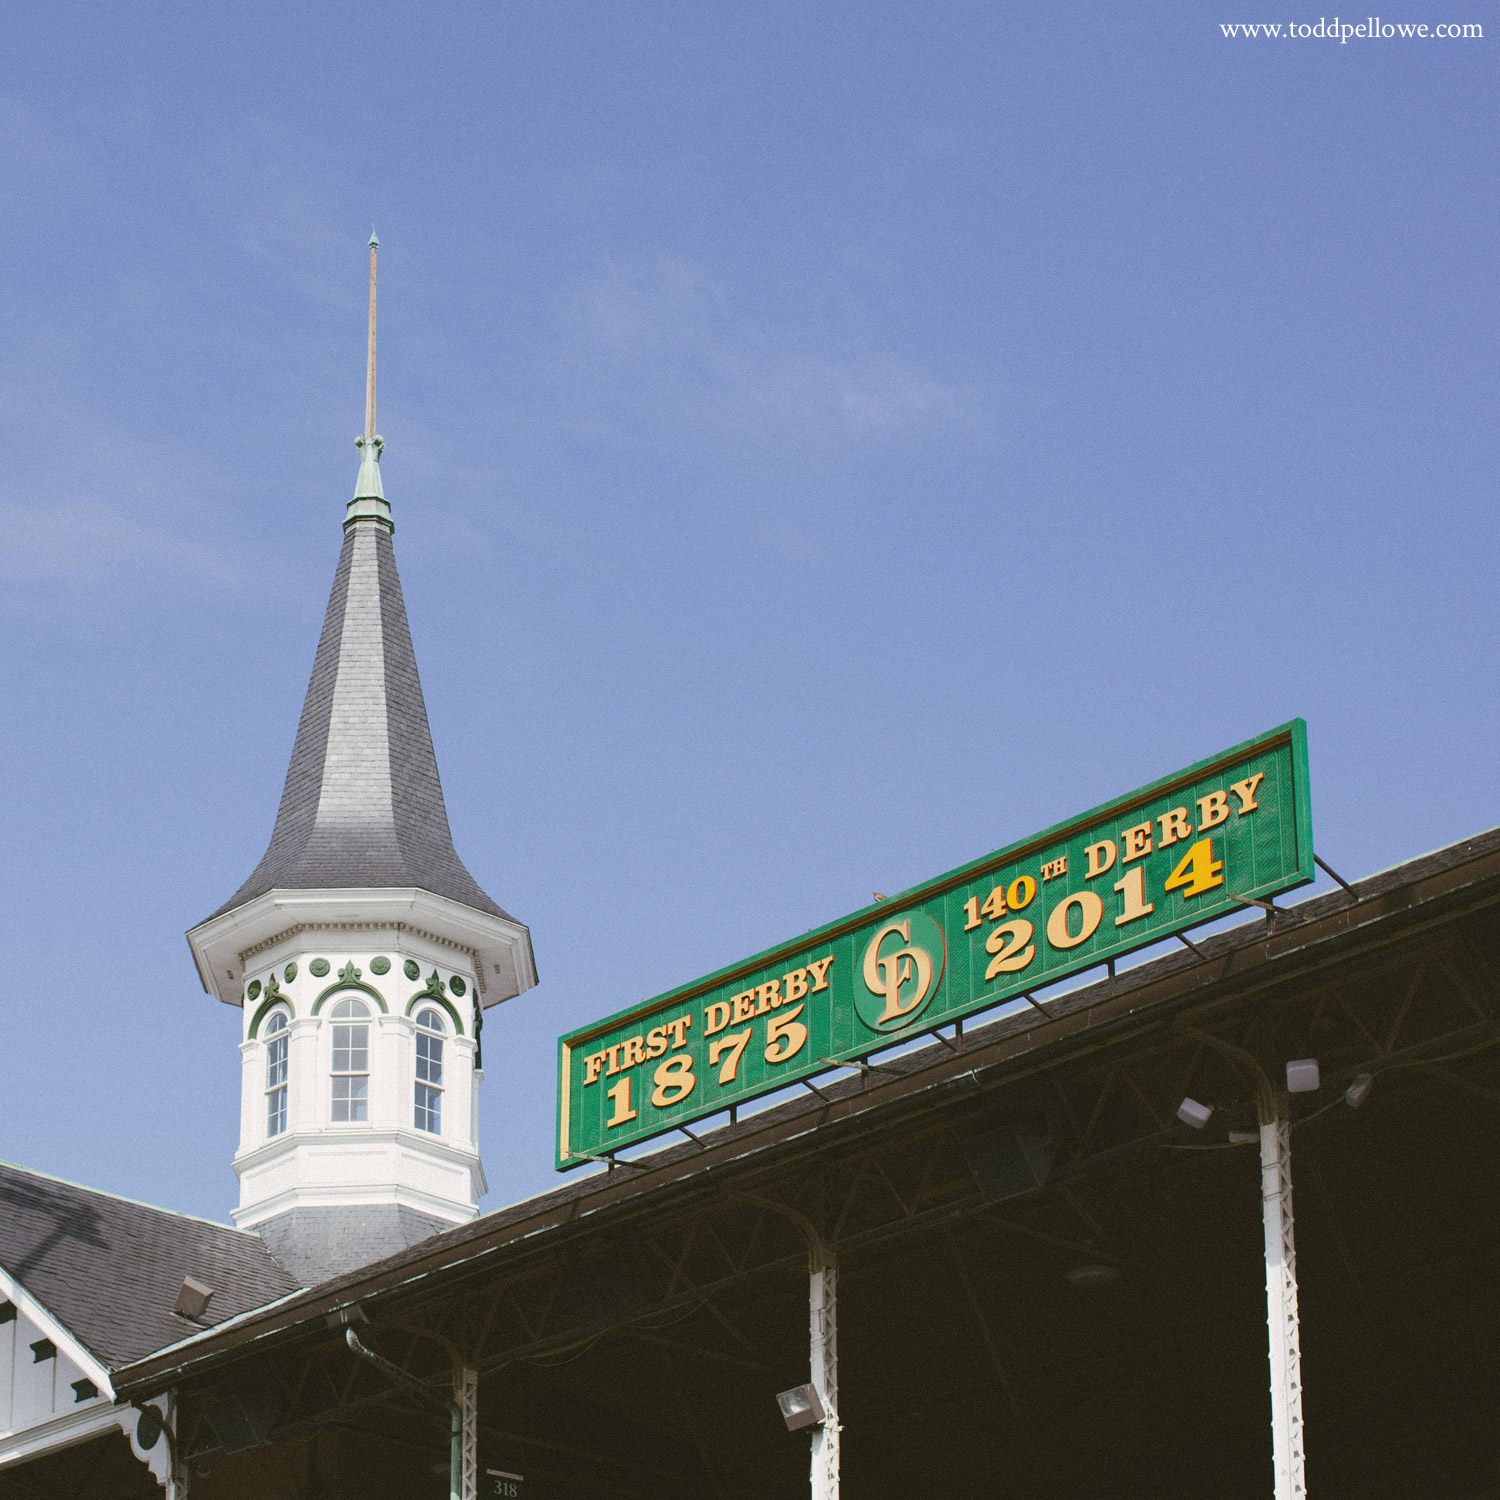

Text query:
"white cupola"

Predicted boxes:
[[186, 235, 537, 1285]]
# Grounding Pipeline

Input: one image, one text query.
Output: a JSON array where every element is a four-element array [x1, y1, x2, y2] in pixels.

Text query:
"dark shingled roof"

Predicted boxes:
[[204, 521, 509, 922], [0, 1160, 300, 1371]]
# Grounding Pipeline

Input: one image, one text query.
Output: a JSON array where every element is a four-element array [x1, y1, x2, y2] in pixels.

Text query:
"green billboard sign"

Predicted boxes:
[[557, 722, 1312, 1168]]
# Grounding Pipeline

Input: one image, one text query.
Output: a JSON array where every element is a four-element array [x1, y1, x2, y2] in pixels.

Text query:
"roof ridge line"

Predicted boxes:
[[0, 1159, 250, 1234]]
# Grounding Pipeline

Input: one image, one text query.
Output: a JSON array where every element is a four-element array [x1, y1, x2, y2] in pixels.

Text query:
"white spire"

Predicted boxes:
[[352, 231, 387, 513]]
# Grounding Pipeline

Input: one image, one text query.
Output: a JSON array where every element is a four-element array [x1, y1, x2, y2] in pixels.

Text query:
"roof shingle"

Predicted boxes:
[[202, 521, 510, 923], [0, 1161, 299, 1370]]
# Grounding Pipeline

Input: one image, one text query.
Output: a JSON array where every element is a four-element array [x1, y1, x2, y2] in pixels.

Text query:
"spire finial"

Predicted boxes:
[[364, 231, 378, 440], [350, 233, 390, 526]]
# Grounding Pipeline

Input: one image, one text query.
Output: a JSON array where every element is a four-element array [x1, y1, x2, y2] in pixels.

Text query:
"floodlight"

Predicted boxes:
[[1345, 1073, 1373, 1109], [174, 1277, 214, 1320], [1065, 1264, 1119, 1288], [1285, 1059, 1321, 1093], [1177, 1097, 1213, 1129], [1228, 1130, 1259, 1145], [775, 1384, 826, 1431]]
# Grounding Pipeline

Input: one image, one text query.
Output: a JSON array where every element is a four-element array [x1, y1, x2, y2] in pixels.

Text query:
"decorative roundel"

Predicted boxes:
[[309, 958, 331, 978], [450, 976, 467, 997], [283, 962, 298, 982], [403, 959, 421, 981], [247, 980, 262, 1001], [370, 956, 391, 975]]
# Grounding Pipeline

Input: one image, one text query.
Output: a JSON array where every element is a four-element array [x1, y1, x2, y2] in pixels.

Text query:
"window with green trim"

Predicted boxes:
[[414, 1007, 444, 1133], [265, 1009, 290, 1136], [330, 998, 370, 1122]]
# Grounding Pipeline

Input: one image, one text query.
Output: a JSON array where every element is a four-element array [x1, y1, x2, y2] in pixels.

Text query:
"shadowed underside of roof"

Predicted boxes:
[[204, 523, 510, 924], [0, 1161, 300, 1370]]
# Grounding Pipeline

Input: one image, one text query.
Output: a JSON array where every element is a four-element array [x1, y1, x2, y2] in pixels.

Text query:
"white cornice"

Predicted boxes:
[[0, 1400, 129, 1470], [188, 888, 537, 1007]]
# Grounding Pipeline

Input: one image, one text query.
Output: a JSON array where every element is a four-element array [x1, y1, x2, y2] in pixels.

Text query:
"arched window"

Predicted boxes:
[[329, 998, 370, 1122], [414, 1008, 444, 1134], [265, 1010, 289, 1136]]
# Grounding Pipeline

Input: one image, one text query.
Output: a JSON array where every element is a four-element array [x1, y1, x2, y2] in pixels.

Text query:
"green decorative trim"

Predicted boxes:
[[283, 962, 298, 982], [263, 974, 284, 1005], [248, 994, 295, 1039], [309, 958, 330, 977], [311, 977, 388, 1015], [403, 959, 420, 981], [449, 976, 467, 998], [246, 980, 262, 1001], [370, 956, 391, 975], [404, 969, 465, 1034], [405, 992, 465, 1035]]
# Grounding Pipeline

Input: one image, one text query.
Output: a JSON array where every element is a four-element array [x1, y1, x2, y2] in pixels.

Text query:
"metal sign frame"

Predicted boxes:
[[557, 721, 1312, 1167]]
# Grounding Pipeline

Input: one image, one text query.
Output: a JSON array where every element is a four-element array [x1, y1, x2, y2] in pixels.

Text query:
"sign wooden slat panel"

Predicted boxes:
[[557, 722, 1312, 1167]]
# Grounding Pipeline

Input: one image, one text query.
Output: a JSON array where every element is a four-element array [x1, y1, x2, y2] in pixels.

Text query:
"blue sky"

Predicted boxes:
[[2, 0, 1496, 1221]]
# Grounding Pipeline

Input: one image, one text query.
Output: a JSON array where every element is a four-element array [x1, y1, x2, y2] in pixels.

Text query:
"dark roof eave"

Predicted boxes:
[[115, 823, 1500, 1397]]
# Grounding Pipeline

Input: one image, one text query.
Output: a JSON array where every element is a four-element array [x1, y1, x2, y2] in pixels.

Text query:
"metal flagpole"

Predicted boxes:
[[365, 230, 378, 440], [1260, 1113, 1306, 1499], [809, 1250, 840, 1500]]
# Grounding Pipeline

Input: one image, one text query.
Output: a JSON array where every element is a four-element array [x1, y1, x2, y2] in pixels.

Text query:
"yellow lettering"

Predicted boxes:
[[583, 1052, 606, 1085], [1230, 773, 1265, 814], [1007, 875, 1037, 911], [1046, 890, 1104, 949], [1041, 856, 1068, 882], [1157, 807, 1193, 848], [606, 1076, 637, 1127], [1197, 791, 1229, 831], [979, 886, 1008, 921], [1085, 840, 1117, 879], [651, 1054, 696, 1108], [785, 968, 810, 1003], [765, 1004, 808, 1065], [806, 956, 835, 991], [665, 1016, 692, 1049], [604, 1043, 625, 1076], [1164, 837, 1224, 900], [709, 1028, 753, 1084], [984, 919, 1035, 979], [962, 896, 981, 931], [731, 990, 758, 1025], [1121, 822, 1153, 861], [755, 980, 782, 1014], [705, 1001, 731, 1037], [1114, 865, 1155, 926], [645, 1026, 668, 1059], [620, 1035, 646, 1068]]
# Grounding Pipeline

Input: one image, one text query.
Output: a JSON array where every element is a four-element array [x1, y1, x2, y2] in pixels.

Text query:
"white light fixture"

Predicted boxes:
[[1345, 1073, 1373, 1108], [1177, 1097, 1213, 1129], [1285, 1059, 1320, 1093], [1228, 1130, 1259, 1145], [174, 1276, 214, 1320], [776, 1384, 826, 1432]]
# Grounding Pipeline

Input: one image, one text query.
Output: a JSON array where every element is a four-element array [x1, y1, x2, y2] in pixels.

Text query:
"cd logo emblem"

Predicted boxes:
[[856, 912, 946, 1032]]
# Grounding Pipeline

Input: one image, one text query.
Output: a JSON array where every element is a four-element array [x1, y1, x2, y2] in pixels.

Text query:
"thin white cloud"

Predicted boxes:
[[572, 254, 972, 440], [0, 497, 241, 588], [0, 388, 259, 618]]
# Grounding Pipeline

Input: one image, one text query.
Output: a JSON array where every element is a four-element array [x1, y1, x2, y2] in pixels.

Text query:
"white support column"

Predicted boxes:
[[458, 1365, 479, 1500], [809, 1254, 840, 1500], [1260, 1115, 1306, 1500]]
